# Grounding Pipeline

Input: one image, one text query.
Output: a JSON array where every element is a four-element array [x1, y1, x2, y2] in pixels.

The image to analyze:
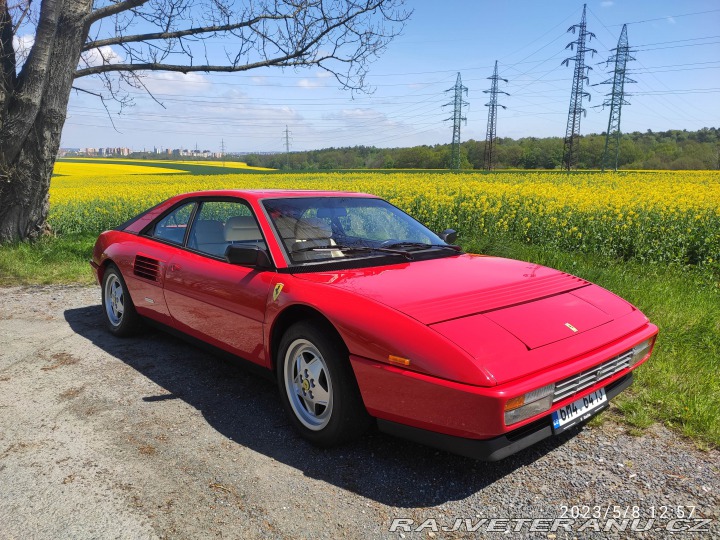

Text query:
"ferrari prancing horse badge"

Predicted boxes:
[[273, 283, 284, 302]]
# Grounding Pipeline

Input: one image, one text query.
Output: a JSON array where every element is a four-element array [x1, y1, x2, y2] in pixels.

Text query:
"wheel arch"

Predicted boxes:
[[96, 256, 117, 284], [269, 305, 347, 375]]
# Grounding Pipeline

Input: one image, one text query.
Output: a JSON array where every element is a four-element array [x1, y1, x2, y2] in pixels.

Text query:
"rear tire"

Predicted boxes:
[[102, 264, 142, 337], [277, 321, 371, 447]]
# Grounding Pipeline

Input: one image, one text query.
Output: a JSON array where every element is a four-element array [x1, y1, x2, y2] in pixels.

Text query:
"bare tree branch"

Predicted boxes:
[[86, 0, 150, 25], [71, 85, 122, 132], [127, 71, 166, 108], [74, 0, 408, 93], [11, 0, 31, 32], [83, 14, 294, 52]]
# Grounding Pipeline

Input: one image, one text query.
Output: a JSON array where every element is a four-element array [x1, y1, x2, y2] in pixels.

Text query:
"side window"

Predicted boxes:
[[188, 201, 263, 257], [152, 202, 195, 245]]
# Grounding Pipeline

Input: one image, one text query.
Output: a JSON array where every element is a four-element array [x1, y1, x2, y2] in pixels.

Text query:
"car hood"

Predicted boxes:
[[294, 254, 637, 384], [294, 254, 591, 325]]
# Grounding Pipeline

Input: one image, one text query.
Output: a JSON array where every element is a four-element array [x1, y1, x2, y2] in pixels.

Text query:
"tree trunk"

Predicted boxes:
[[0, 0, 91, 243], [0, 109, 61, 241]]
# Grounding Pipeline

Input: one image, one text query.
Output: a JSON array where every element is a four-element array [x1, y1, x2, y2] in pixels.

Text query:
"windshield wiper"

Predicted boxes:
[[381, 242, 462, 253], [292, 244, 414, 260]]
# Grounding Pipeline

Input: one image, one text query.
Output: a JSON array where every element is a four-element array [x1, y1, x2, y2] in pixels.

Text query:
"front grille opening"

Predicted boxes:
[[553, 349, 634, 403]]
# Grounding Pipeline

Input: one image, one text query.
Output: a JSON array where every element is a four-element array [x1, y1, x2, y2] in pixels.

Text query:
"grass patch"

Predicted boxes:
[[0, 234, 96, 285], [1, 231, 717, 449]]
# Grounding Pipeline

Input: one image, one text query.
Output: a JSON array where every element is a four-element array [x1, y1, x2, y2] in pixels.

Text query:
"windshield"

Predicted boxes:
[[262, 196, 452, 265]]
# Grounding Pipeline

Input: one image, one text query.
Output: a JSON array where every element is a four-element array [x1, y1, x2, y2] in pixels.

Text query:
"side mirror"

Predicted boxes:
[[439, 229, 457, 244], [225, 244, 272, 268]]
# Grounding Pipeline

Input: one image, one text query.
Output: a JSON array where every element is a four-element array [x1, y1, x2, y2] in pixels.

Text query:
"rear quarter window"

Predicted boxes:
[[151, 202, 195, 244]]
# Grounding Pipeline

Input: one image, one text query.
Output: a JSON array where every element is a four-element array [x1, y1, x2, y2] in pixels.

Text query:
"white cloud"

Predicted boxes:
[[298, 78, 324, 88], [666, 16, 676, 24], [141, 72, 212, 95], [600, 1, 614, 7], [297, 71, 333, 88], [81, 45, 124, 67], [12, 34, 34, 66], [329, 108, 387, 121], [324, 108, 402, 130], [12, 33, 34, 51]]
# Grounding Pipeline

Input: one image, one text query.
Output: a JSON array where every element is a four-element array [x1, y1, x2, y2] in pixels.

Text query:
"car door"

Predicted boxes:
[[162, 198, 274, 366]]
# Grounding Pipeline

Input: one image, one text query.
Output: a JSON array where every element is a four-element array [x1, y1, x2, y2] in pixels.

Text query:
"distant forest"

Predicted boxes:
[[241, 127, 719, 171]]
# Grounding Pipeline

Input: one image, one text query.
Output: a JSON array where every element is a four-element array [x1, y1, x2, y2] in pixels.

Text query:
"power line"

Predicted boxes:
[[633, 35, 720, 47], [633, 88, 720, 95], [587, 5, 710, 126], [608, 9, 720, 26], [636, 41, 720, 52]]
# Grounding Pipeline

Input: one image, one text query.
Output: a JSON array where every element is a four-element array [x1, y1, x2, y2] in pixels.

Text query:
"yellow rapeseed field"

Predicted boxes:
[[49, 165, 720, 267]]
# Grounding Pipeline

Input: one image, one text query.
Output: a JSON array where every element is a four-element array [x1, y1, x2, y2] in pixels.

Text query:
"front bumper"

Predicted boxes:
[[377, 372, 633, 461], [351, 322, 656, 440]]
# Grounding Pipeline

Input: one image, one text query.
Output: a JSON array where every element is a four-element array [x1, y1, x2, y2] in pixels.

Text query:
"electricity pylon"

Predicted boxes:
[[283, 125, 292, 168], [483, 61, 509, 171], [443, 72, 469, 170], [597, 24, 635, 171], [562, 4, 597, 170]]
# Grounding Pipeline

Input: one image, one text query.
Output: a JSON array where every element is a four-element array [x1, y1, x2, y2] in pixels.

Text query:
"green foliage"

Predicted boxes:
[[241, 127, 720, 170], [0, 234, 96, 285]]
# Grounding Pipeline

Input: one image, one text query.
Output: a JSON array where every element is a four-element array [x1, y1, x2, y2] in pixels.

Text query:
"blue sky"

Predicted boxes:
[[60, 0, 720, 153]]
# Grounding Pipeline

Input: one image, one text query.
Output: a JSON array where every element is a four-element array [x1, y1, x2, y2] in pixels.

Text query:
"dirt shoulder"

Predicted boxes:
[[0, 285, 717, 539]]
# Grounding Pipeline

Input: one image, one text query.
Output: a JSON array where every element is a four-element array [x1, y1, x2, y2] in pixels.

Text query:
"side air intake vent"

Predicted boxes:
[[134, 255, 160, 282]]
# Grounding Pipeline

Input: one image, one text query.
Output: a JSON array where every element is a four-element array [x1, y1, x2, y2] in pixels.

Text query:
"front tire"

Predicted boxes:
[[102, 264, 142, 337], [277, 322, 371, 447]]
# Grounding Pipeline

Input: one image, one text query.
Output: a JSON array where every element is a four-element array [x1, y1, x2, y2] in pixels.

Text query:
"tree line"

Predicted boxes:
[[242, 127, 720, 171]]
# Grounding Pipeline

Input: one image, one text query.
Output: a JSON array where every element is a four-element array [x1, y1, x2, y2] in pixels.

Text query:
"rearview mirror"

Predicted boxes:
[[225, 245, 272, 268], [439, 229, 457, 244]]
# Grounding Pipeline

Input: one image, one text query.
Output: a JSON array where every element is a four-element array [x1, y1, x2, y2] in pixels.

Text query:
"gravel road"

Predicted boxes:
[[0, 285, 717, 540]]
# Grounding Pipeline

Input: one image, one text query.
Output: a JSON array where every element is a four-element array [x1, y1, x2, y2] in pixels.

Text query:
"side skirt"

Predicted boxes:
[[142, 317, 277, 384]]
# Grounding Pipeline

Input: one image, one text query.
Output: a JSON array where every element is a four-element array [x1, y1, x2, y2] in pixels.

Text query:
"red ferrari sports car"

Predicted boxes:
[[91, 190, 657, 460]]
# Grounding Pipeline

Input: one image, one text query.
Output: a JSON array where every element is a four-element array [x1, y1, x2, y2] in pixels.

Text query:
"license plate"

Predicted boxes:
[[552, 387, 608, 433]]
